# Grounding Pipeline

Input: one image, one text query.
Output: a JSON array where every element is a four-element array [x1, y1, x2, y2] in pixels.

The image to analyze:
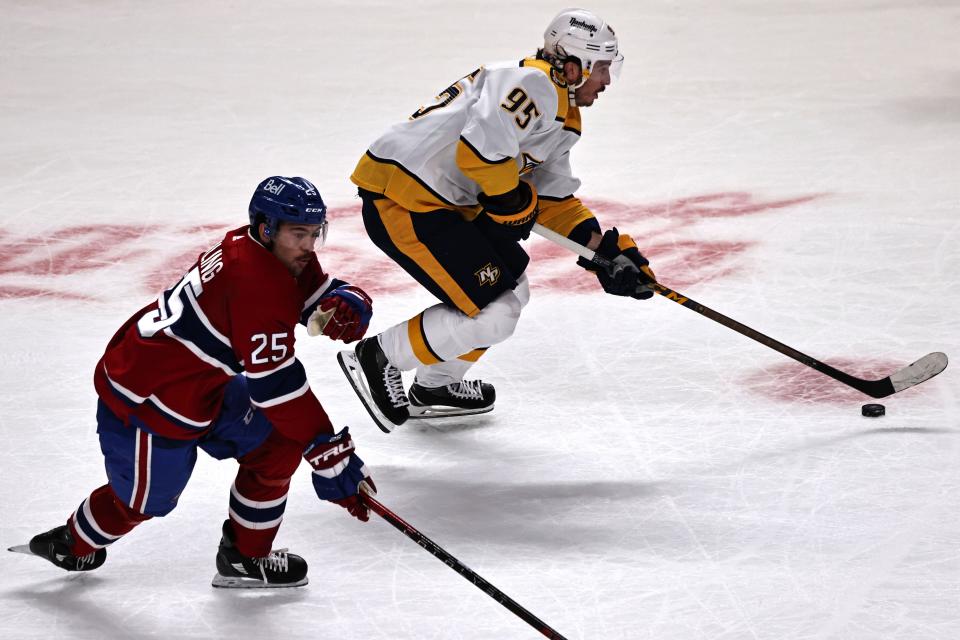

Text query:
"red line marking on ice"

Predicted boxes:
[[528, 192, 823, 292], [595, 192, 821, 222], [0, 285, 97, 301], [743, 358, 926, 404], [0, 225, 151, 276], [0, 193, 822, 301]]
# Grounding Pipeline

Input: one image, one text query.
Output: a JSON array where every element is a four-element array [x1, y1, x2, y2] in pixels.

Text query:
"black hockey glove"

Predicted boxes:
[[476, 181, 539, 241], [578, 228, 657, 300]]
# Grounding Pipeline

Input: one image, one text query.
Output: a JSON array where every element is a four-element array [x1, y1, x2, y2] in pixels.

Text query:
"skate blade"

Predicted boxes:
[[8, 544, 32, 556], [211, 573, 309, 589], [407, 404, 495, 419], [337, 351, 397, 434]]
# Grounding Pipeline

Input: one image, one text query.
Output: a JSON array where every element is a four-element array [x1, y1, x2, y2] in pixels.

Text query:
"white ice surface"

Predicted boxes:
[[1, 1, 958, 639]]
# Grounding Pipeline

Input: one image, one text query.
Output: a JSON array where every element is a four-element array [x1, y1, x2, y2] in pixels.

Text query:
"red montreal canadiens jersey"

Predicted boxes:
[[94, 225, 337, 444]]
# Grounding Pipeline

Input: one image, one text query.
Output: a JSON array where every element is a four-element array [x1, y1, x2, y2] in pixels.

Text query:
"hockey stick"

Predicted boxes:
[[532, 223, 947, 399], [360, 487, 569, 640]]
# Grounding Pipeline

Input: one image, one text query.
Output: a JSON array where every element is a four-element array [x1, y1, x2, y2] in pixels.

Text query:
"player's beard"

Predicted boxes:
[[292, 255, 311, 276], [575, 85, 604, 107]]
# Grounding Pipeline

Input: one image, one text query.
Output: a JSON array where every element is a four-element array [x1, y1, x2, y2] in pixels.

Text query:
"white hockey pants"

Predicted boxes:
[[379, 275, 530, 387]]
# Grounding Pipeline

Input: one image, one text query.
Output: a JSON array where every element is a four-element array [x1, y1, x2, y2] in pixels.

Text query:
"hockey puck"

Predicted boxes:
[[861, 403, 885, 418]]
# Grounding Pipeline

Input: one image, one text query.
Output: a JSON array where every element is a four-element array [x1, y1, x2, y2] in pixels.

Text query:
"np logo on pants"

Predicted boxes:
[[475, 263, 501, 286]]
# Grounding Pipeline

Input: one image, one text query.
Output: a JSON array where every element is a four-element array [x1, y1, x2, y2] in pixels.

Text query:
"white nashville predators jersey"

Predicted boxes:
[[352, 57, 596, 236]]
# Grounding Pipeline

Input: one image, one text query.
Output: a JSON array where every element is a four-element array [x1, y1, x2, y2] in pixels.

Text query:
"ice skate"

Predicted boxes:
[[408, 379, 496, 418], [338, 337, 410, 433], [8, 525, 106, 572], [211, 520, 308, 589]]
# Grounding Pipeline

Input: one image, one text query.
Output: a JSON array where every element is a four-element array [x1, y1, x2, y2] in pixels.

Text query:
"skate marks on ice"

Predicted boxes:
[[405, 412, 499, 434], [367, 472, 664, 551], [362, 430, 956, 555], [3, 569, 310, 639], [0, 192, 821, 302], [1, 574, 133, 639]]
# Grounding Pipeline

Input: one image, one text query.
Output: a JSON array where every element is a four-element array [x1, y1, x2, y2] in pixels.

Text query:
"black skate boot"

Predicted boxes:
[[337, 336, 409, 432], [408, 379, 496, 418], [211, 520, 308, 588], [17, 525, 107, 571]]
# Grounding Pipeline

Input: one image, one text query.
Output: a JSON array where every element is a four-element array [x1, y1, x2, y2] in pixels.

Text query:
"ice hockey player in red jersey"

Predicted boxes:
[[14, 176, 376, 588], [340, 8, 657, 432]]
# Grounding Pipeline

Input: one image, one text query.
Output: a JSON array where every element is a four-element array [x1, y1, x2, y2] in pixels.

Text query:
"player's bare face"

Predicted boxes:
[[269, 222, 325, 276], [574, 62, 612, 107]]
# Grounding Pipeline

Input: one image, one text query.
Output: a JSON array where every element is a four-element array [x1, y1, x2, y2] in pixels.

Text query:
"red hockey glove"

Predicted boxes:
[[332, 478, 378, 521], [307, 285, 373, 343], [578, 228, 657, 299], [303, 427, 376, 522]]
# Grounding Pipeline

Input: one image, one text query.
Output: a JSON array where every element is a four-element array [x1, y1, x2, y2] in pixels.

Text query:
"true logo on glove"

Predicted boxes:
[[306, 441, 354, 467], [475, 263, 501, 286]]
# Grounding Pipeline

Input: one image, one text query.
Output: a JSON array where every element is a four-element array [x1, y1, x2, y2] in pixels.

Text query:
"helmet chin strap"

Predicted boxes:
[[562, 61, 587, 106]]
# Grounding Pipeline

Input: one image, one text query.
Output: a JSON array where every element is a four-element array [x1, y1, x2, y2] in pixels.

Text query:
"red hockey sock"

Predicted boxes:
[[68, 484, 151, 556], [229, 469, 290, 557], [230, 468, 290, 558], [226, 430, 302, 557]]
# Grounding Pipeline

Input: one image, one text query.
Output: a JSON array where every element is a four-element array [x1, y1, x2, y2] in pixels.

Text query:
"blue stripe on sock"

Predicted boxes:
[[228, 494, 287, 525]]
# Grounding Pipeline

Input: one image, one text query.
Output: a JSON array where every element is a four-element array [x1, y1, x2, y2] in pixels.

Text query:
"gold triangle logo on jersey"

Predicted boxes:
[[519, 152, 543, 175]]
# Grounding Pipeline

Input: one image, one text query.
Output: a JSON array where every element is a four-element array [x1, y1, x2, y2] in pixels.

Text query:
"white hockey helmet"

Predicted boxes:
[[542, 8, 623, 88]]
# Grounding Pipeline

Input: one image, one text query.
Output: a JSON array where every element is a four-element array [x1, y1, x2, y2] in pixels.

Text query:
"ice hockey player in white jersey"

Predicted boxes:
[[340, 8, 657, 432]]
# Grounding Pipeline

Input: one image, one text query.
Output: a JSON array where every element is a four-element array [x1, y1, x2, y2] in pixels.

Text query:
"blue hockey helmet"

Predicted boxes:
[[248, 176, 328, 242]]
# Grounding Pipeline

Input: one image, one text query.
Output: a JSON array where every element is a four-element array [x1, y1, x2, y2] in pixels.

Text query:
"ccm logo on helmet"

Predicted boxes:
[[305, 208, 325, 213]]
